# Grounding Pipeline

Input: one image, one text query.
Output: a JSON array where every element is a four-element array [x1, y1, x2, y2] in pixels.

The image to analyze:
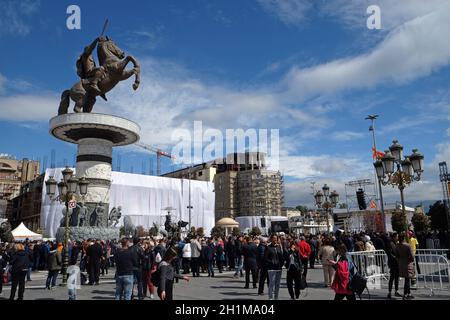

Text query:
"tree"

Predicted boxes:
[[411, 211, 430, 233], [250, 226, 262, 237], [210, 226, 225, 239], [428, 201, 448, 231], [232, 227, 240, 237], [339, 203, 348, 209], [296, 205, 308, 213], [391, 210, 406, 233]]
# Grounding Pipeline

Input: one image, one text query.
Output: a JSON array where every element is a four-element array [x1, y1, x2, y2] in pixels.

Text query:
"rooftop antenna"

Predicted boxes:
[[141, 160, 146, 175], [42, 155, 48, 174], [50, 149, 56, 169], [117, 154, 121, 172]]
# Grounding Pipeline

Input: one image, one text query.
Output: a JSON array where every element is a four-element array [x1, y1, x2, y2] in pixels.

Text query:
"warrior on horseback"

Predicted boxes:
[[58, 20, 140, 115], [76, 36, 106, 96]]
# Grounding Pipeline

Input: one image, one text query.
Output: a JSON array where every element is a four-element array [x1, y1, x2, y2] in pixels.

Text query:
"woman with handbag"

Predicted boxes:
[[285, 241, 303, 300], [329, 244, 356, 301]]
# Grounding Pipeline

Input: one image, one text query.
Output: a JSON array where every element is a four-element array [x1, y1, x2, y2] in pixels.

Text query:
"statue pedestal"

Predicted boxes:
[[56, 226, 120, 242], [49, 113, 140, 231]]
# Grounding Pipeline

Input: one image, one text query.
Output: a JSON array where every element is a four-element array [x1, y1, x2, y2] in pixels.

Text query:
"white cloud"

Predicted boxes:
[[0, 0, 40, 37], [332, 131, 364, 141], [257, 0, 312, 26], [283, 1, 450, 101], [279, 154, 370, 180], [96, 58, 330, 150], [0, 73, 6, 93], [0, 94, 58, 122], [320, 0, 450, 30]]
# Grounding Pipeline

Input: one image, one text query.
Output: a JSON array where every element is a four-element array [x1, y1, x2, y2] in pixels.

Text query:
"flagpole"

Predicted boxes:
[[366, 115, 386, 232]]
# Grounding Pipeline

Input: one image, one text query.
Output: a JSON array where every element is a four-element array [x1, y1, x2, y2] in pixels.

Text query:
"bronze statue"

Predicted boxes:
[[58, 25, 140, 114], [108, 206, 122, 227], [90, 202, 105, 227]]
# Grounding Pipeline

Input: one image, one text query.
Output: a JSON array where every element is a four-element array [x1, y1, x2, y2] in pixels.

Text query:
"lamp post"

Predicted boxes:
[[314, 184, 339, 234], [366, 114, 386, 231], [374, 140, 424, 238], [45, 167, 89, 285]]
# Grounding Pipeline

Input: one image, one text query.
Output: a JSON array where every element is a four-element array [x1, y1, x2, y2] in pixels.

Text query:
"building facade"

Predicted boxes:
[[163, 152, 284, 221], [162, 164, 217, 182], [214, 171, 238, 219], [0, 155, 40, 219], [236, 169, 283, 217], [10, 174, 44, 231]]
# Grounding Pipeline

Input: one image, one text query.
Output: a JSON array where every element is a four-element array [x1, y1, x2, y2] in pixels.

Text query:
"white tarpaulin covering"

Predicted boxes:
[[12, 222, 43, 241], [40, 168, 215, 238]]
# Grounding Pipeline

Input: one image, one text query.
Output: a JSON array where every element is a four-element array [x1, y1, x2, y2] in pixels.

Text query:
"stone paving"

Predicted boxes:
[[1, 265, 449, 300]]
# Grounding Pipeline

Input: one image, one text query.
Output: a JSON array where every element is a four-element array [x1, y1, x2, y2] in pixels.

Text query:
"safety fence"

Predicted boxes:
[[348, 249, 450, 296]]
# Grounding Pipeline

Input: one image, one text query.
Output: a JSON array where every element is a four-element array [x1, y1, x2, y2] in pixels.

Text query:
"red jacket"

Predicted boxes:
[[331, 260, 353, 295], [298, 240, 311, 258]]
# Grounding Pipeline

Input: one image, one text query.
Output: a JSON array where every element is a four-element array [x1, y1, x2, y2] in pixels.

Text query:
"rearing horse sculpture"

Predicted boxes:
[[58, 36, 140, 114]]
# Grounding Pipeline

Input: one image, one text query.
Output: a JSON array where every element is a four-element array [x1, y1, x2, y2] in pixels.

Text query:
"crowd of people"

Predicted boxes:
[[0, 229, 449, 300]]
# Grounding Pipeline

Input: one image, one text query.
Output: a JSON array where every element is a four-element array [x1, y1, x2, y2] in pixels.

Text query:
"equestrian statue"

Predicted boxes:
[[58, 20, 140, 114]]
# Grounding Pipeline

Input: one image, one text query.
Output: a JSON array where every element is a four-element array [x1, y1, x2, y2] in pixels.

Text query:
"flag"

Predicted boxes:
[[372, 146, 385, 160], [369, 198, 377, 209]]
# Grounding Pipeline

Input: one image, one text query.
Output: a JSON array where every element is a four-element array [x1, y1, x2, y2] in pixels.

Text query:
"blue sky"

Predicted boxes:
[[0, 0, 449, 207]]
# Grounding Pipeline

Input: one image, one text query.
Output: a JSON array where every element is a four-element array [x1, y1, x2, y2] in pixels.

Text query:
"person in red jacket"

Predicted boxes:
[[298, 236, 311, 278]]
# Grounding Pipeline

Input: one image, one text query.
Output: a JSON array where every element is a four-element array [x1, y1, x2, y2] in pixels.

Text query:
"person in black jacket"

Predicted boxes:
[[114, 238, 134, 300], [86, 239, 102, 285], [257, 237, 269, 295], [225, 236, 235, 270], [205, 240, 216, 277], [0, 247, 8, 295], [386, 232, 401, 299], [130, 237, 145, 300], [142, 241, 156, 299], [9, 243, 32, 300], [285, 241, 303, 299], [264, 234, 284, 300], [233, 236, 244, 277], [242, 236, 258, 289], [158, 247, 190, 300]]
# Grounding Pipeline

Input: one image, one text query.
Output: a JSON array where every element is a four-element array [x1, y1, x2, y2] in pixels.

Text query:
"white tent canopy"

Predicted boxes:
[[12, 222, 43, 241]]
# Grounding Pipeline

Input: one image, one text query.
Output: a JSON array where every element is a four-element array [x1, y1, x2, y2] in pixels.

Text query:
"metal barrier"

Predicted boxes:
[[348, 249, 450, 296], [348, 250, 389, 289], [415, 252, 450, 295]]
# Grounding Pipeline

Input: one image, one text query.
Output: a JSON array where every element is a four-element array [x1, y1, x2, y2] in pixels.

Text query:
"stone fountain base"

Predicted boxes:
[[56, 226, 120, 242]]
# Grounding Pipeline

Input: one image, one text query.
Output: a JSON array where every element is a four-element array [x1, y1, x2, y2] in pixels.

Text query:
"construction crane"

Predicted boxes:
[[136, 142, 175, 176]]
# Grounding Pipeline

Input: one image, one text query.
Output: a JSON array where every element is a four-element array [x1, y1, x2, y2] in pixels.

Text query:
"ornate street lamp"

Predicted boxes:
[[374, 140, 424, 239], [314, 190, 324, 205], [322, 184, 330, 197], [78, 177, 89, 196], [67, 176, 79, 193], [45, 170, 89, 285], [314, 185, 339, 233], [45, 176, 57, 196], [61, 166, 74, 184]]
